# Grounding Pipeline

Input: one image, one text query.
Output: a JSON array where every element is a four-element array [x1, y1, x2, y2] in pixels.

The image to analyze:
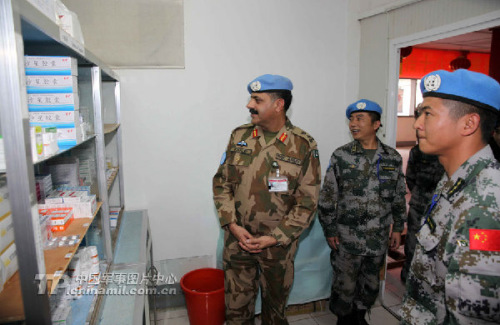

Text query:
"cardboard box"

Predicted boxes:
[[49, 208, 74, 232], [0, 242, 18, 286], [41, 127, 59, 157], [78, 195, 96, 218], [48, 157, 80, 187], [26, 76, 78, 94], [26, 0, 57, 23], [56, 125, 83, 148], [28, 93, 79, 111], [0, 213, 13, 255], [29, 110, 80, 126], [25, 56, 78, 76]]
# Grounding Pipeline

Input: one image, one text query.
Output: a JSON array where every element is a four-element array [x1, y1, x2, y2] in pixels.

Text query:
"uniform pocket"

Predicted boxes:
[[226, 151, 251, 184], [278, 163, 302, 192]]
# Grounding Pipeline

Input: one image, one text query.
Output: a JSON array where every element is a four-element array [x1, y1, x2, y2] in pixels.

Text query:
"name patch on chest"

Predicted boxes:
[[381, 166, 395, 171], [276, 153, 302, 166], [230, 147, 252, 155]]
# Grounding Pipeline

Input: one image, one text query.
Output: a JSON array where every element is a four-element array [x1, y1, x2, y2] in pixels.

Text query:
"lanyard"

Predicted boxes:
[[422, 193, 440, 232], [376, 154, 387, 184]]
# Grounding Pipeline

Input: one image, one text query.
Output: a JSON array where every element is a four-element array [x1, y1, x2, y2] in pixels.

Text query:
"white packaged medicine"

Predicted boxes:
[[26, 76, 78, 94], [28, 93, 79, 111], [29, 110, 79, 126], [25, 56, 78, 76]]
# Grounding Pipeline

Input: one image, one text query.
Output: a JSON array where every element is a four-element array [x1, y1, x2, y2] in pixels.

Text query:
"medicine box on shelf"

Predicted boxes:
[[25, 56, 78, 76], [28, 93, 79, 111], [26, 75, 78, 94]]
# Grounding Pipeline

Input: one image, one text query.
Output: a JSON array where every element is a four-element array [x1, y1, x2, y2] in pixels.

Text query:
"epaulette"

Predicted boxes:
[[233, 123, 254, 132], [291, 126, 317, 147]]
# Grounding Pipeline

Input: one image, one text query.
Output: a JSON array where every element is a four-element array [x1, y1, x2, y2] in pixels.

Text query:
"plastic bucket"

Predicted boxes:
[[180, 268, 225, 325]]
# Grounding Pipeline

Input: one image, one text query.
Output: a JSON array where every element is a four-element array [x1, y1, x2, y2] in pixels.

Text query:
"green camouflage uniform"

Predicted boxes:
[[402, 145, 444, 281], [213, 119, 321, 324], [318, 138, 406, 315], [399, 146, 500, 325]]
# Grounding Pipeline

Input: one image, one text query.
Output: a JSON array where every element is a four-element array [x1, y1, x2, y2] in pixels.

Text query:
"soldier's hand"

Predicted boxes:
[[327, 237, 339, 250], [389, 232, 401, 250], [227, 223, 260, 252], [245, 236, 278, 253]]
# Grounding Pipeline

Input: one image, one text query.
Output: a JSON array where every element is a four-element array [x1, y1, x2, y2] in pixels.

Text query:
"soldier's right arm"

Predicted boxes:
[[213, 132, 237, 228], [318, 154, 339, 238]]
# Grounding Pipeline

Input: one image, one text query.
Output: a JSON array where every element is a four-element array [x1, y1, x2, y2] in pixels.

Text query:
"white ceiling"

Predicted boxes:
[[414, 28, 492, 53]]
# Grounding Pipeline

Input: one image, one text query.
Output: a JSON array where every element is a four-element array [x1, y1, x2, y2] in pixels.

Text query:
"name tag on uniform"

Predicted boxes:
[[268, 177, 288, 192]]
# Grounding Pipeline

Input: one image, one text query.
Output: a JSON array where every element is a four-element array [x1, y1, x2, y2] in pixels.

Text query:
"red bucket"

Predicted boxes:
[[180, 268, 225, 325]]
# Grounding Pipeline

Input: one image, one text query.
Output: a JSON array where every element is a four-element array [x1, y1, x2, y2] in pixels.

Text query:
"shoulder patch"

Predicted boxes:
[[232, 123, 254, 140], [291, 126, 317, 146], [233, 123, 253, 131]]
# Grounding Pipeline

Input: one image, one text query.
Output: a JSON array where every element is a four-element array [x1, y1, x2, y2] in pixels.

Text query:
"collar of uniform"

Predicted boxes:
[[351, 137, 385, 155], [444, 145, 495, 199], [252, 119, 292, 145]]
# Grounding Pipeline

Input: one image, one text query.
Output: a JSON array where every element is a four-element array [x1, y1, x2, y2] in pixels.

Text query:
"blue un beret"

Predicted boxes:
[[346, 99, 383, 118], [421, 69, 500, 112], [247, 74, 293, 94]]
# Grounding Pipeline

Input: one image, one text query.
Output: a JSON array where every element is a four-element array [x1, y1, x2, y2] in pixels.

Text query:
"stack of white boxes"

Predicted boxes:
[[42, 188, 97, 219], [25, 56, 82, 153], [35, 174, 53, 203], [47, 156, 80, 187], [0, 176, 17, 294], [70, 147, 97, 188]]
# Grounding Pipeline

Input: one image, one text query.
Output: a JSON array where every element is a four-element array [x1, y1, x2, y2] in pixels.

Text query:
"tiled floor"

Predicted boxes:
[[151, 264, 407, 325], [152, 302, 400, 325], [152, 286, 403, 325]]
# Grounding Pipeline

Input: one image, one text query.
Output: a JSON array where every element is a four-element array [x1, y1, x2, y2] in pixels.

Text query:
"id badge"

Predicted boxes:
[[269, 177, 288, 192]]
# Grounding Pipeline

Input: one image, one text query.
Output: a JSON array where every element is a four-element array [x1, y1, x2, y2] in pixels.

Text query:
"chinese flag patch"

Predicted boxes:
[[469, 229, 500, 252]]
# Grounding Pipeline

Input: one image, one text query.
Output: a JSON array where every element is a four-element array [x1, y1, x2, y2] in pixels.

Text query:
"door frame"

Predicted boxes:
[[385, 10, 500, 146]]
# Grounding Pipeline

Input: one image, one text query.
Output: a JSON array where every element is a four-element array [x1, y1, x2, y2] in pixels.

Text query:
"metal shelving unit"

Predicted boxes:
[[0, 0, 125, 323]]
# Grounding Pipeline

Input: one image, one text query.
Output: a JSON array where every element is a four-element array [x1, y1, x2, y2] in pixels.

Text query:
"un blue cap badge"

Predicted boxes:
[[424, 74, 441, 91], [356, 102, 367, 109], [250, 81, 261, 92]]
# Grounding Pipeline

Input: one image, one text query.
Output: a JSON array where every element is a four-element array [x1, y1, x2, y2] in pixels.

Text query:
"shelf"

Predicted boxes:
[[106, 167, 119, 191], [0, 135, 97, 173], [46, 201, 103, 294], [32, 135, 97, 166], [17, 0, 118, 81], [0, 1, 126, 322], [104, 123, 120, 135], [0, 202, 103, 323]]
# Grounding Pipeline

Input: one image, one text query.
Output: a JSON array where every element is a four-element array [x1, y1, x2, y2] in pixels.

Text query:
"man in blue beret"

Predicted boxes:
[[213, 74, 321, 324], [318, 99, 406, 325], [399, 69, 500, 325]]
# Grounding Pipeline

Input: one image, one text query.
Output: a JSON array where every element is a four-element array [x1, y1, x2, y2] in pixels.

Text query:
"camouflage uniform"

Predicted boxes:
[[213, 119, 321, 324], [318, 138, 406, 315], [402, 145, 444, 281], [399, 146, 500, 324]]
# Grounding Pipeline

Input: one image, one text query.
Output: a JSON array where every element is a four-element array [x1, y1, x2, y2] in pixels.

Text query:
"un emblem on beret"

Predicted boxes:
[[424, 74, 441, 91], [250, 81, 261, 92], [356, 102, 367, 109]]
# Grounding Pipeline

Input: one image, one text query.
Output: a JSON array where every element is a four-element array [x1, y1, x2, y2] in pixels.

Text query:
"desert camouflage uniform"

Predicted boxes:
[[402, 145, 444, 280], [399, 145, 500, 325], [318, 138, 406, 315], [213, 119, 321, 324]]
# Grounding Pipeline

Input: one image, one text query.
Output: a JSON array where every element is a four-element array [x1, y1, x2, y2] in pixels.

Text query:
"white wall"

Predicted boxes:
[[116, 0, 359, 261]]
